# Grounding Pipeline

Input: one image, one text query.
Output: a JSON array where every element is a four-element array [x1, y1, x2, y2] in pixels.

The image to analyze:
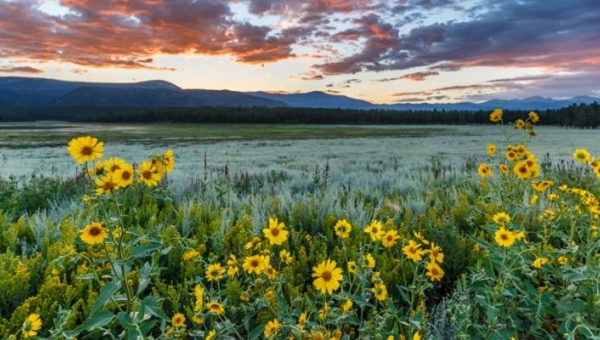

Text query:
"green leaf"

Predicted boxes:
[[90, 281, 121, 316], [131, 244, 162, 258], [140, 296, 169, 321], [75, 273, 96, 280], [66, 310, 115, 336]]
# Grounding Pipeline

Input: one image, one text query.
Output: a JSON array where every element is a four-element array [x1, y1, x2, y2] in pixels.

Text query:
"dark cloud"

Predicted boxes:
[[0, 66, 44, 74]]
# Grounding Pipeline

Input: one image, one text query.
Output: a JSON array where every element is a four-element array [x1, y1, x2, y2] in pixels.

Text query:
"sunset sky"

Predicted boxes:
[[1, 0, 599, 104]]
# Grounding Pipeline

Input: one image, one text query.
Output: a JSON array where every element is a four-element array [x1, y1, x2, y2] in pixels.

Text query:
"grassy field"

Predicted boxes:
[[0, 118, 599, 339], [0, 121, 453, 147]]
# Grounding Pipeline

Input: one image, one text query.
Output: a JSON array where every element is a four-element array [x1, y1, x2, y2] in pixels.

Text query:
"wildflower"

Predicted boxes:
[[334, 219, 352, 239], [67, 136, 104, 164], [549, 193, 559, 201], [513, 161, 531, 180], [364, 253, 376, 268], [297, 311, 308, 330], [515, 231, 527, 243], [206, 330, 216, 340], [490, 108, 503, 122], [264, 264, 278, 279], [425, 261, 445, 282], [347, 261, 357, 274], [206, 301, 225, 315], [486, 143, 497, 156], [80, 222, 108, 245], [505, 149, 519, 162], [557, 255, 568, 265], [498, 163, 509, 174], [244, 237, 262, 250], [413, 332, 422, 340], [163, 149, 175, 173], [21, 313, 42, 338], [382, 229, 400, 248], [193, 285, 204, 312], [371, 282, 388, 301], [205, 263, 226, 282], [494, 227, 516, 248], [532, 257, 549, 268], [413, 231, 430, 245], [172, 313, 186, 328], [104, 157, 127, 173], [182, 250, 200, 261], [137, 160, 162, 186], [428, 242, 444, 263], [403, 240, 425, 262], [530, 194, 539, 204], [279, 250, 293, 265], [94, 172, 120, 195], [318, 303, 330, 319], [264, 319, 281, 338], [312, 259, 343, 295], [528, 111, 539, 123], [341, 298, 353, 312], [492, 212, 511, 226], [263, 218, 289, 246], [243, 255, 267, 275], [364, 220, 384, 241], [227, 254, 239, 277], [478, 163, 492, 178], [573, 148, 592, 163], [114, 163, 134, 188], [514, 119, 525, 129]]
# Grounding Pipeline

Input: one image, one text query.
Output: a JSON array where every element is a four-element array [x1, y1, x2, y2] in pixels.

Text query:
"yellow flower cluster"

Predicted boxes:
[[573, 148, 600, 177], [67, 136, 175, 195]]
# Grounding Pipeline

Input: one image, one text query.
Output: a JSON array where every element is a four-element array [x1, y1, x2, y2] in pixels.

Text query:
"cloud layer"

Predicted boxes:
[[0, 0, 598, 100]]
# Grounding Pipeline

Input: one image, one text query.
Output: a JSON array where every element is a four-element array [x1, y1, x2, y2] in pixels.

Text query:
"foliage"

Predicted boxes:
[[0, 110, 599, 339]]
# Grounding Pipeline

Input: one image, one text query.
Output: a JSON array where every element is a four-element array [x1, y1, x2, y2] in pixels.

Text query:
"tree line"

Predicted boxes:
[[0, 102, 598, 127]]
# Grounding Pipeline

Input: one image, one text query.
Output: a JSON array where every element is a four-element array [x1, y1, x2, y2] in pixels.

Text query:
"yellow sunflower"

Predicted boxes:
[[312, 259, 343, 295], [226, 254, 239, 277], [297, 311, 308, 330], [492, 212, 511, 226], [264, 319, 281, 339], [532, 257, 549, 268], [334, 219, 352, 239], [114, 163, 134, 188], [403, 239, 425, 262], [498, 163, 509, 175], [477, 163, 493, 178], [137, 160, 162, 187], [573, 148, 592, 163], [371, 282, 388, 301], [206, 330, 216, 340], [425, 261, 445, 282], [279, 250, 293, 265], [103, 157, 127, 173], [21, 313, 42, 338], [94, 172, 120, 195], [172, 313, 186, 328], [347, 261, 357, 274], [494, 227, 516, 248], [381, 229, 399, 248], [364, 220, 384, 241], [489, 108, 502, 122], [80, 222, 108, 245], [263, 218, 289, 245], [193, 284, 204, 312], [427, 242, 444, 263], [486, 143, 497, 155], [163, 149, 175, 173], [206, 301, 225, 315], [205, 263, 226, 281], [528, 111, 540, 123], [67, 136, 104, 164], [513, 161, 531, 180], [243, 254, 267, 275], [364, 253, 376, 268]]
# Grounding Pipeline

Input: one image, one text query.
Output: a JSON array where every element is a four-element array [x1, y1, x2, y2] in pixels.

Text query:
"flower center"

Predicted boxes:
[[251, 260, 259, 267], [271, 227, 280, 236], [121, 171, 131, 180], [90, 226, 101, 236], [501, 233, 508, 241], [143, 170, 152, 179], [431, 268, 439, 276], [321, 270, 332, 281], [81, 146, 93, 156]]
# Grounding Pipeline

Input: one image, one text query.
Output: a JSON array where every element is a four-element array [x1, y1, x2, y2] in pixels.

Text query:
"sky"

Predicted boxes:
[[0, 0, 599, 104]]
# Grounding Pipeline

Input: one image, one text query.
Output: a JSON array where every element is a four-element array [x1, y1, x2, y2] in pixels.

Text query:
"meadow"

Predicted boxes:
[[0, 115, 599, 339]]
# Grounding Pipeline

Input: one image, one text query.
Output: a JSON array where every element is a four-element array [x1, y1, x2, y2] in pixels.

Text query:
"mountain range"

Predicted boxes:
[[0, 76, 597, 111]]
